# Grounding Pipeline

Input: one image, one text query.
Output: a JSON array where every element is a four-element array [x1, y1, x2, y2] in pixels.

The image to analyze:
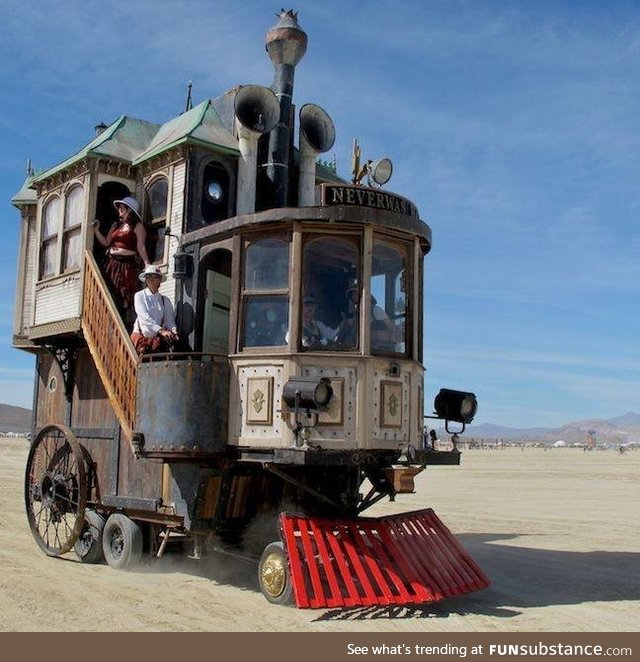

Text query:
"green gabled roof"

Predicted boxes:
[[33, 116, 161, 183], [11, 172, 38, 207], [132, 100, 239, 165]]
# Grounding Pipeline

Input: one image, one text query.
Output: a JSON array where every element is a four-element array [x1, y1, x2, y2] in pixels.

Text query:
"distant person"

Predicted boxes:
[[130, 265, 178, 356], [93, 196, 151, 310], [301, 294, 336, 348]]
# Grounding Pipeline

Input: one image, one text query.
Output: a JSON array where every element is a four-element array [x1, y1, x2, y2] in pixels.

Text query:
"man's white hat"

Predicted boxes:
[[139, 264, 166, 283], [113, 195, 141, 219]]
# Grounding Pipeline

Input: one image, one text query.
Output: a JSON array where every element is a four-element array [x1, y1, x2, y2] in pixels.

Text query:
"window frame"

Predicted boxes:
[[239, 233, 291, 350], [61, 185, 84, 273], [144, 175, 170, 265], [300, 232, 362, 352], [370, 235, 413, 358], [39, 184, 86, 281]]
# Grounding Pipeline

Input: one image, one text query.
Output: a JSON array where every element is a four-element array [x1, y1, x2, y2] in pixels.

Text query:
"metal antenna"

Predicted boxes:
[[184, 81, 193, 113]]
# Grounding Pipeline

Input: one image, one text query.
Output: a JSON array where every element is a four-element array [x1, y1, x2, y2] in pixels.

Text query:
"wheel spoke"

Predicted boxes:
[[25, 424, 87, 555]]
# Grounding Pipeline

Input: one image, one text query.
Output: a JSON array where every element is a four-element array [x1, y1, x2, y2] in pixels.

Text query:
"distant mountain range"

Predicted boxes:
[[0, 404, 32, 433], [462, 412, 640, 445]]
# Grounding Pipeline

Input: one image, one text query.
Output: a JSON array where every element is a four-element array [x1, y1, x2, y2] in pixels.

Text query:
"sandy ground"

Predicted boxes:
[[0, 437, 638, 632]]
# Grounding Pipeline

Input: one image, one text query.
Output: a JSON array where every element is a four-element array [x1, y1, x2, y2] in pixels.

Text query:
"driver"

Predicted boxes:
[[301, 294, 337, 348]]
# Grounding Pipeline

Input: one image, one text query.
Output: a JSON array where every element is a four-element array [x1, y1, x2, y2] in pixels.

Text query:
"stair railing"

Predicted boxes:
[[81, 251, 138, 439]]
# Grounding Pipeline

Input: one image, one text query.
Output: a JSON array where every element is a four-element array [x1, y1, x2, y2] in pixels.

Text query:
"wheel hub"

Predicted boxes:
[[260, 551, 287, 598]]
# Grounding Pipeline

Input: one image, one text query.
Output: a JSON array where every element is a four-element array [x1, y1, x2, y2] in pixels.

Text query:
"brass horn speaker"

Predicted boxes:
[[234, 85, 280, 135], [298, 103, 335, 206], [300, 103, 336, 154], [234, 85, 280, 215]]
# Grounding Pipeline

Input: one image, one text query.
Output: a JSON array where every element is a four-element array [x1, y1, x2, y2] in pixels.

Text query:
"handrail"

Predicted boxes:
[[81, 251, 139, 439]]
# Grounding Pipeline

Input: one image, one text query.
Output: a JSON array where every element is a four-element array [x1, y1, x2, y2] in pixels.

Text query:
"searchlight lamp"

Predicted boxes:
[[434, 388, 478, 426], [282, 376, 333, 413]]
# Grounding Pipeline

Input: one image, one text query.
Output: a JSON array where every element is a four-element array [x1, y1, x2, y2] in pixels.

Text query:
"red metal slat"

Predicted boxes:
[[280, 515, 310, 608], [308, 519, 347, 608], [323, 523, 364, 607], [298, 517, 329, 608], [361, 524, 414, 603], [350, 522, 394, 605], [280, 509, 489, 609], [400, 514, 465, 597], [375, 521, 434, 603], [416, 511, 477, 593], [424, 511, 491, 589], [338, 524, 380, 606], [386, 518, 448, 601]]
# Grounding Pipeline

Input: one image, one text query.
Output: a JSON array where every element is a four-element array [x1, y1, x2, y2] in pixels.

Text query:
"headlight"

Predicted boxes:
[[434, 388, 478, 424], [282, 377, 333, 411]]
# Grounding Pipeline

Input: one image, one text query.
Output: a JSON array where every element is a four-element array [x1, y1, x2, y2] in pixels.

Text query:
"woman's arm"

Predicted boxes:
[[134, 223, 151, 265], [93, 221, 115, 248]]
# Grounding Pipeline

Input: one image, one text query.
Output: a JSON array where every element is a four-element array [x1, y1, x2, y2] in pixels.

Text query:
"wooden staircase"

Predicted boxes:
[[81, 251, 139, 439]]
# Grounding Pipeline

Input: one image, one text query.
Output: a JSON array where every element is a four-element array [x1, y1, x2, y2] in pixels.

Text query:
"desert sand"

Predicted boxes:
[[1, 437, 638, 632]]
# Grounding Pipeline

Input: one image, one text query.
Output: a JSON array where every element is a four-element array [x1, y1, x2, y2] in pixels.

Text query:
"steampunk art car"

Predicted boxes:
[[12, 9, 488, 607]]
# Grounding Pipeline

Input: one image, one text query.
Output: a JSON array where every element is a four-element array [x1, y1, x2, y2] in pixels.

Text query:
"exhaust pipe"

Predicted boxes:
[[298, 104, 335, 207], [234, 85, 280, 215], [261, 10, 308, 209]]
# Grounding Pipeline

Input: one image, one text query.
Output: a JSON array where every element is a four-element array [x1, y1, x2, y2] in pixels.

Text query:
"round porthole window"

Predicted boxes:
[[206, 181, 224, 202], [48, 376, 57, 393]]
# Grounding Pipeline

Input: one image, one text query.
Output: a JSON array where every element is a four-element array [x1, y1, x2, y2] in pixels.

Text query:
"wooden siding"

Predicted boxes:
[[34, 274, 82, 325], [13, 211, 38, 337], [71, 349, 119, 429], [35, 354, 66, 428]]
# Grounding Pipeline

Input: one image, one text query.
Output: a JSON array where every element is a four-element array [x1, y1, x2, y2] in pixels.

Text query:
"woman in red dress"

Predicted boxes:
[[93, 196, 151, 309]]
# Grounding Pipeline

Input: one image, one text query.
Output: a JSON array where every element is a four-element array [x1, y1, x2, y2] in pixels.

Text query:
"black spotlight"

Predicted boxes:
[[434, 388, 477, 425], [282, 377, 333, 412]]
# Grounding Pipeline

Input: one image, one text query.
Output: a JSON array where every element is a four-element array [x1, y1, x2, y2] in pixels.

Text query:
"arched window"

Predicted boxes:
[[241, 236, 289, 348], [301, 236, 360, 350], [40, 196, 62, 279], [145, 177, 169, 263], [62, 185, 84, 272], [40, 186, 86, 280]]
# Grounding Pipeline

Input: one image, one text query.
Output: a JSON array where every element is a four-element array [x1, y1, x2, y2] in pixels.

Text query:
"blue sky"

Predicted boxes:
[[1, 0, 639, 428]]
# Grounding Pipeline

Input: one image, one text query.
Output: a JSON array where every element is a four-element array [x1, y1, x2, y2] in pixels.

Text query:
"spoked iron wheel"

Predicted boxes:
[[24, 424, 87, 556]]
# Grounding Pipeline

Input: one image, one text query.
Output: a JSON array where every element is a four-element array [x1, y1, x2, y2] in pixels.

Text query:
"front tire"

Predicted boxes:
[[102, 514, 143, 570], [258, 541, 293, 606]]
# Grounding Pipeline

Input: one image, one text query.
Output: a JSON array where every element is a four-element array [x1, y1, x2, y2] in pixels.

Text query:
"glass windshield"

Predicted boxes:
[[371, 238, 409, 355], [302, 236, 360, 350]]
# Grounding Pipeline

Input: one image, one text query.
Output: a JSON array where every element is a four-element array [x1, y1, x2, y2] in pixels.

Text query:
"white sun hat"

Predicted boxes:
[[138, 264, 166, 283], [113, 195, 141, 219]]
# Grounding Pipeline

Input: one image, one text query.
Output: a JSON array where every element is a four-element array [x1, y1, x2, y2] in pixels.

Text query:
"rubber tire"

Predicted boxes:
[[102, 514, 143, 570], [257, 541, 294, 606], [75, 509, 106, 564]]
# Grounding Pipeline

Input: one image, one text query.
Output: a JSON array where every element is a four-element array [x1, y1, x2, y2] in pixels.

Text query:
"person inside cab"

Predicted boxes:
[[301, 294, 337, 348]]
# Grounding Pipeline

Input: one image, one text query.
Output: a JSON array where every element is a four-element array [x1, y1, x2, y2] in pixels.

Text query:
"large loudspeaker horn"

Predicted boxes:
[[235, 85, 280, 134], [298, 104, 335, 207], [234, 85, 280, 215]]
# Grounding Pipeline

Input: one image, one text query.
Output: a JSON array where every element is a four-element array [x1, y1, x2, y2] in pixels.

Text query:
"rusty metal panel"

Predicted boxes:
[[136, 356, 229, 453]]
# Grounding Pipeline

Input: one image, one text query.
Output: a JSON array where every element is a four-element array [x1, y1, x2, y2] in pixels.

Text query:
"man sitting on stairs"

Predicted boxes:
[[130, 265, 179, 356]]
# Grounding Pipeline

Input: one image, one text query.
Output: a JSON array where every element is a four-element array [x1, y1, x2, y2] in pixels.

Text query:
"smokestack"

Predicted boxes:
[[262, 9, 307, 209]]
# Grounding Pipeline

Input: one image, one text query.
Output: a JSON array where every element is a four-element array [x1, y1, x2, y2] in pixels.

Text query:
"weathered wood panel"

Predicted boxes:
[[34, 275, 82, 325], [35, 354, 66, 427], [71, 349, 119, 429], [117, 438, 163, 501]]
